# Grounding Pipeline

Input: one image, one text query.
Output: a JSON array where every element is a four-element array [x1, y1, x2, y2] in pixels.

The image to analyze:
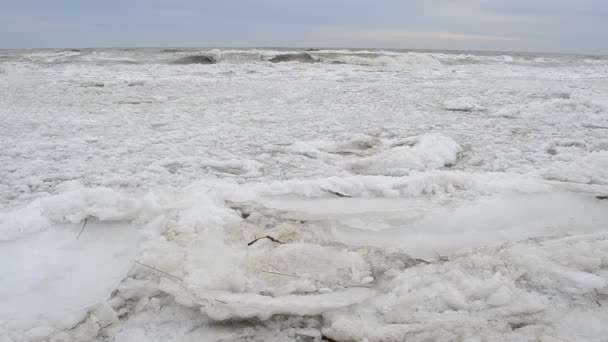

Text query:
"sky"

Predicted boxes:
[[0, 0, 607, 54]]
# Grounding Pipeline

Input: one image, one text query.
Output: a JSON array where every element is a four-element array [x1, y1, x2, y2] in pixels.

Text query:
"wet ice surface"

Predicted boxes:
[[0, 221, 139, 320], [323, 192, 608, 258], [1, 48, 608, 341]]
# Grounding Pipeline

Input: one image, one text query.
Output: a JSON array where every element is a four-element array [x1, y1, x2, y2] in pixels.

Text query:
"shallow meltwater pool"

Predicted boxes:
[[263, 192, 608, 258]]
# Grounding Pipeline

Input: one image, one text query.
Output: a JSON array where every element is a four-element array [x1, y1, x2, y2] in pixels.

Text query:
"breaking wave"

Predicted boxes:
[[9, 48, 608, 69], [268, 52, 317, 63], [171, 55, 217, 65], [318, 53, 442, 67]]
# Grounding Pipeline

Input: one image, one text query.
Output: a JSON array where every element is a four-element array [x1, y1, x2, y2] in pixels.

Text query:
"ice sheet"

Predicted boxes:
[[0, 220, 140, 321], [261, 192, 608, 258]]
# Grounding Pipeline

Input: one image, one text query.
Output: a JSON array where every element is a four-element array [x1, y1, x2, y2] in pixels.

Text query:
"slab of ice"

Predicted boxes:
[[263, 192, 608, 258], [261, 197, 438, 231], [0, 220, 140, 322], [198, 288, 374, 321]]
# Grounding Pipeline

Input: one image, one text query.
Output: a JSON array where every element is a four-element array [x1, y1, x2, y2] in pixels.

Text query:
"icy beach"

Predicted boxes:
[[1, 48, 608, 341]]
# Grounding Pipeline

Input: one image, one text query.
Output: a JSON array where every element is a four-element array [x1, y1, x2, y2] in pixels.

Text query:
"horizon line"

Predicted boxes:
[[0, 45, 606, 57]]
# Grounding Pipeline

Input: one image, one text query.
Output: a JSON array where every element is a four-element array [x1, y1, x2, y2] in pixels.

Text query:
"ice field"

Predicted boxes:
[[1, 48, 608, 341]]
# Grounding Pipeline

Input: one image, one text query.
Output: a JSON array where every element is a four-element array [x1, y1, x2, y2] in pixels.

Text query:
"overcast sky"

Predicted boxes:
[[1, 0, 606, 54]]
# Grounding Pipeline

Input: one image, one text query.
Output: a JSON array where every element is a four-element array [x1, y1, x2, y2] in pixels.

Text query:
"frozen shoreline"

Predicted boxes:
[[1, 48, 608, 341]]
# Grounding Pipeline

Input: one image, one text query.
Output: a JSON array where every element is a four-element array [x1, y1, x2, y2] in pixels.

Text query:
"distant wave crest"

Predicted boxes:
[[268, 53, 317, 63], [9, 48, 607, 69], [171, 55, 217, 65]]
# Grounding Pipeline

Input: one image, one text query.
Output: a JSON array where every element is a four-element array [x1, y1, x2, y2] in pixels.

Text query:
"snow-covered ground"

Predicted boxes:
[[1, 48, 608, 341]]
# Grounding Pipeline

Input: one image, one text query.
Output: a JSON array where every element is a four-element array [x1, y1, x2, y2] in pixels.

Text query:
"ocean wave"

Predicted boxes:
[[171, 55, 217, 65], [61, 48, 87, 53], [319, 52, 441, 67], [8, 48, 606, 70], [161, 48, 187, 53], [19, 50, 146, 66], [268, 52, 317, 63], [307, 48, 403, 56]]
